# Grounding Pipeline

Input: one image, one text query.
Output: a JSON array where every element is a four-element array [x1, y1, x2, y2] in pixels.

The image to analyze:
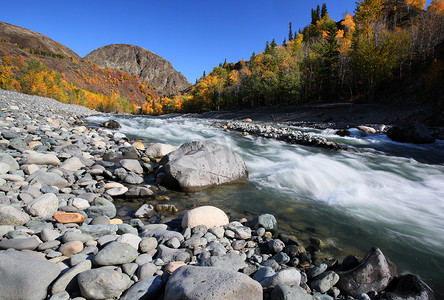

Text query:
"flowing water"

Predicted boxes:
[[87, 114, 444, 297]]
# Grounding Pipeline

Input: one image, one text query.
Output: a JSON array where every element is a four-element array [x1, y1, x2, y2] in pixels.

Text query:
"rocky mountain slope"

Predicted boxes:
[[85, 44, 191, 95], [0, 21, 80, 60]]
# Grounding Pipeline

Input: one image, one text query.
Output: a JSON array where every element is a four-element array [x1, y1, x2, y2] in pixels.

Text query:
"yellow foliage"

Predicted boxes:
[[428, 0, 444, 14], [406, 0, 426, 10]]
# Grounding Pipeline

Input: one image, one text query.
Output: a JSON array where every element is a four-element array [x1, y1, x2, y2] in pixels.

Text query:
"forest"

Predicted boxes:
[[181, 0, 444, 113], [0, 0, 443, 115]]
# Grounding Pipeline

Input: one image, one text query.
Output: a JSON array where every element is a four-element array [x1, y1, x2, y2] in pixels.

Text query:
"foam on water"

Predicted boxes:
[[87, 114, 444, 294]]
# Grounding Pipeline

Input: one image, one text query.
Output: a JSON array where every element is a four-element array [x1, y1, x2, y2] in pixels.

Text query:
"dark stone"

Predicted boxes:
[[101, 120, 121, 129], [387, 122, 435, 144], [336, 129, 351, 137], [383, 274, 435, 300], [343, 255, 360, 271]]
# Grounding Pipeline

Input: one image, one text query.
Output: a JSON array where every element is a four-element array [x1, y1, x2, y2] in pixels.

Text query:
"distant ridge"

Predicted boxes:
[[0, 21, 81, 59], [85, 44, 191, 94]]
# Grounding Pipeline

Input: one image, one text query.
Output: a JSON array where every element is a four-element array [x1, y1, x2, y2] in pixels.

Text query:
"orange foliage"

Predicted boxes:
[[428, 0, 444, 14]]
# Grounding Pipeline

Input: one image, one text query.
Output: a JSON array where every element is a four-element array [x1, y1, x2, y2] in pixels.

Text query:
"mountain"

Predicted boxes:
[[84, 44, 191, 95], [0, 21, 80, 60]]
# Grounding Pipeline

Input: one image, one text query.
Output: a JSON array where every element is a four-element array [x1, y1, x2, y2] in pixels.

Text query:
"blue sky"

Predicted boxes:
[[0, 0, 432, 83]]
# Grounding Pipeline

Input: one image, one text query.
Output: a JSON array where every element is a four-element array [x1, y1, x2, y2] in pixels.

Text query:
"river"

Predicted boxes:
[[87, 114, 444, 297]]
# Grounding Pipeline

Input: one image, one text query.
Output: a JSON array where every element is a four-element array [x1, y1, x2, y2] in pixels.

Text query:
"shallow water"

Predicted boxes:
[[87, 115, 444, 297]]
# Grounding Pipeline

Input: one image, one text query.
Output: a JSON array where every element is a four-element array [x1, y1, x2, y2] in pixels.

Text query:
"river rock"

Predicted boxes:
[[93, 241, 138, 266], [106, 186, 128, 196], [0, 237, 39, 250], [382, 273, 435, 300], [101, 120, 121, 129], [117, 233, 142, 250], [249, 213, 277, 231], [164, 265, 262, 300], [357, 126, 377, 134], [59, 157, 85, 172], [54, 212, 85, 224], [27, 170, 69, 188], [26, 151, 60, 166], [181, 205, 229, 229], [135, 204, 155, 218], [0, 249, 61, 300], [268, 239, 285, 253], [253, 266, 276, 282], [271, 285, 314, 300], [51, 259, 92, 295], [25, 193, 59, 217], [78, 268, 130, 299], [260, 268, 302, 289], [0, 204, 30, 225], [138, 262, 158, 280], [120, 159, 143, 174], [141, 227, 184, 244], [0, 162, 11, 174], [157, 141, 248, 192], [155, 244, 191, 264], [310, 271, 340, 293], [120, 275, 164, 300], [145, 143, 177, 158], [140, 237, 158, 252], [59, 240, 84, 257], [336, 247, 397, 298], [198, 252, 247, 271], [387, 122, 435, 144]]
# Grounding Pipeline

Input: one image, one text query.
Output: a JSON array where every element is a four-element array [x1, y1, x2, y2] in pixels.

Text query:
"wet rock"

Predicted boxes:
[[164, 265, 262, 300], [249, 213, 277, 231], [101, 120, 121, 129], [93, 241, 138, 266], [78, 268, 131, 299], [336, 247, 397, 298], [358, 126, 377, 134], [135, 204, 155, 218], [383, 273, 435, 300], [157, 141, 248, 192], [0, 249, 61, 300], [308, 263, 328, 279], [387, 122, 435, 144]]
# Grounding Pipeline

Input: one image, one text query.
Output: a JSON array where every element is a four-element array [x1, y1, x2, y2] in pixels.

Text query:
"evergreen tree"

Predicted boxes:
[[321, 3, 328, 18], [203, 71, 206, 77], [318, 21, 340, 101], [270, 38, 277, 49], [288, 22, 294, 41], [283, 37, 287, 46], [265, 41, 270, 52], [316, 5, 321, 21]]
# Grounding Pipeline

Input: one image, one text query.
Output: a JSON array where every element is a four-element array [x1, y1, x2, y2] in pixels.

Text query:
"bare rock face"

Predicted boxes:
[[0, 21, 81, 59], [84, 44, 191, 94]]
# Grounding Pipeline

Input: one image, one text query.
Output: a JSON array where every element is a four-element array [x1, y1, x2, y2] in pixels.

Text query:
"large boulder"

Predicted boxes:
[[387, 122, 435, 144], [181, 206, 229, 229], [157, 141, 248, 192], [336, 247, 397, 298], [164, 265, 262, 300], [0, 249, 61, 300]]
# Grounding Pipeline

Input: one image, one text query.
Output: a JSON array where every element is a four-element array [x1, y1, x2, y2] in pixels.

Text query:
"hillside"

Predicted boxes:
[[0, 21, 187, 114], [85, 44, 191, 95], [0, 21, 80, 60]]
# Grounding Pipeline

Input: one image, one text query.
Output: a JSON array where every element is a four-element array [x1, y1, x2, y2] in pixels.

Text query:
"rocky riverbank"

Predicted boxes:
[[0, 89, 435, 299]]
